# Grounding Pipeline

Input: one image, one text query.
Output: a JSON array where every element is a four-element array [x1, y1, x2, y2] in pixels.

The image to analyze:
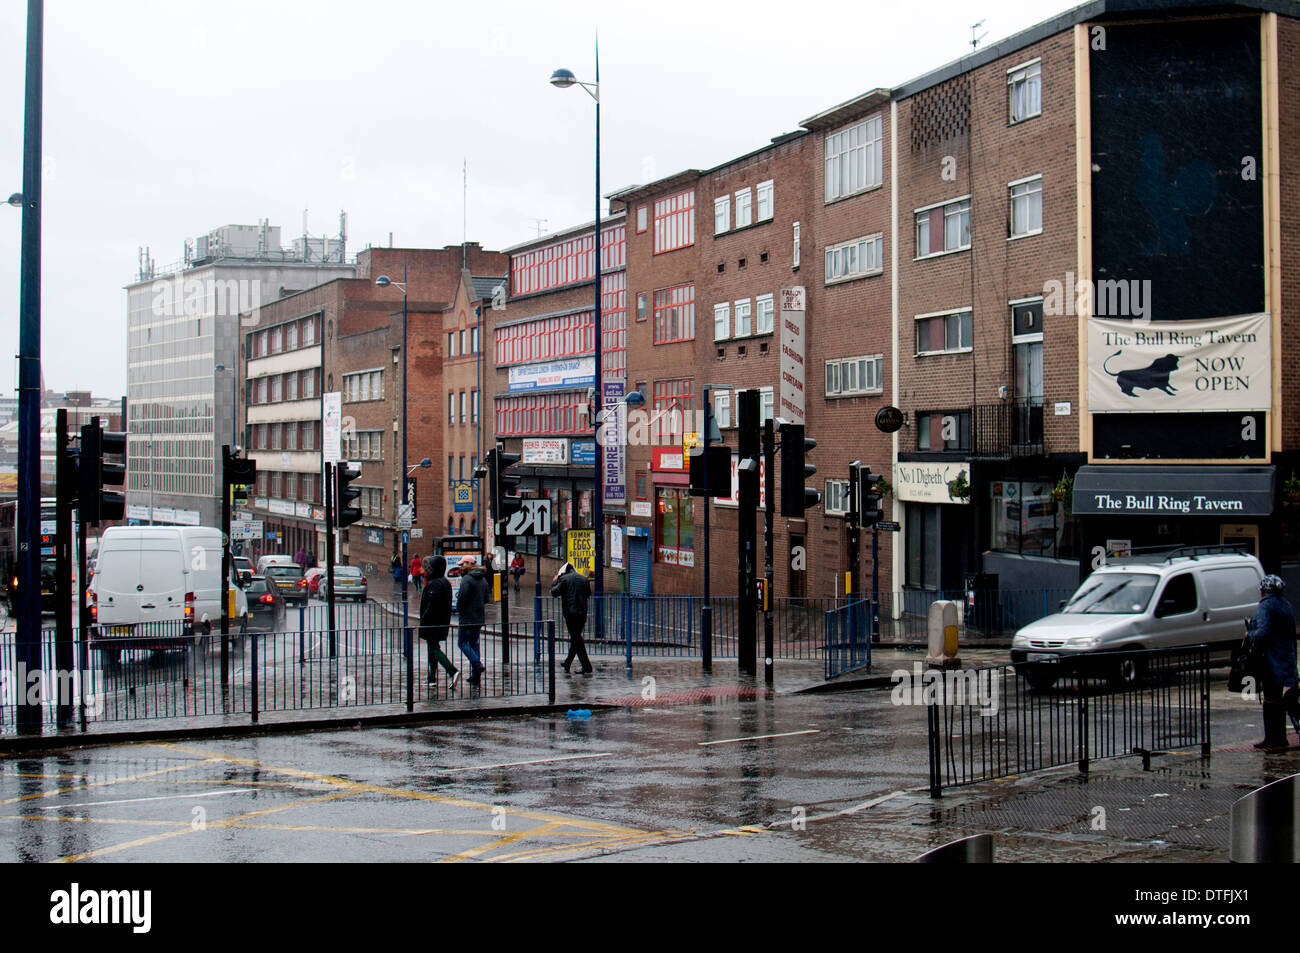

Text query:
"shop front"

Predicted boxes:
[[1072, 465, 1277, 568]]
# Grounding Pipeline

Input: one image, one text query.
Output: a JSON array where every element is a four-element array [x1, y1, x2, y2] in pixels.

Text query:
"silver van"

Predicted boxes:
[[1011, 549, 1263, 687]]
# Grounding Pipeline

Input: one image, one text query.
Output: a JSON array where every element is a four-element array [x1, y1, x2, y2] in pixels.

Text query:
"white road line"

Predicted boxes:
[[441, 753, 614, 773], [698, 729, 821, 747], [766, 790, 909, 828], [39, 788, 257, 810]]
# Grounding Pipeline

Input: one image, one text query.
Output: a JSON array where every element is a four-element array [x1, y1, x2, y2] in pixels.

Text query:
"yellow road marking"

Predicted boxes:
[[0, 758, 224, 806], [437, 821, 564, 862]]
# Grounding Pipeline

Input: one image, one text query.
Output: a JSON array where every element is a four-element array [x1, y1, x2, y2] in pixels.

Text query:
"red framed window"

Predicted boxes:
[[651, 378, 694, 437], [653, 190, 695, 254], [509, 225, 627, 297], [652, 284, 695, 344], [602, 272, 627, 380], [494, 392, 585, 436], [494, 310, 595, 366]]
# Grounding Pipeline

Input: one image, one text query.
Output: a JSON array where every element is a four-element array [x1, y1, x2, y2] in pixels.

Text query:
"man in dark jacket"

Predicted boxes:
[[455, 559, 489, 684], [551, 561, 593, 674], [1246, 574, 1299, 750], [419, 556, 459, 689]]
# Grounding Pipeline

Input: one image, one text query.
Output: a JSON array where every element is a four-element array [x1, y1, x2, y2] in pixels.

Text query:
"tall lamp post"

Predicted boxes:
[[551, 51, 606, 626], [376, 265, 409, 643]]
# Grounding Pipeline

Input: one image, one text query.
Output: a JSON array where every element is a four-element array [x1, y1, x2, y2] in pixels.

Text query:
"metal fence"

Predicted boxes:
[[823, 599, 872, 679], [0, 620, 555, 734], [926, 646, 1212, 797]]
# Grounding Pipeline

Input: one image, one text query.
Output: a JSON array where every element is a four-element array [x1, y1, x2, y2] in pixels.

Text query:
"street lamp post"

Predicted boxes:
[[551, 52, 607, 634], [376, 265, 410, 652]]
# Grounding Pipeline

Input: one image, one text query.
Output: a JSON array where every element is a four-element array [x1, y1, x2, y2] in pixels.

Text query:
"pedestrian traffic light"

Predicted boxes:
[[779, 423, 820, 517], [336, 463, 363, 528], [497, 450, 523, 527], [861, 467, 884, 528], [78, 419, 126, 524]]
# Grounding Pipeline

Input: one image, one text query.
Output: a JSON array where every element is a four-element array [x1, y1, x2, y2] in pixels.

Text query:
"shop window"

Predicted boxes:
[[988, 479, 1074, 558], [905, 503, 939, 590], [655, 487, 694, 566]]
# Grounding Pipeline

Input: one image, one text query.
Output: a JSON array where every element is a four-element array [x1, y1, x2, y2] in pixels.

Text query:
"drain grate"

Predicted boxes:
[[939, 774, 1238, 849], [599, 686, 770, 707]]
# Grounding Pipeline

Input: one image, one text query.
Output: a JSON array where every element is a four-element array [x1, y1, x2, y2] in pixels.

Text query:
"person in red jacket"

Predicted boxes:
[[410, 553, 424, 595]]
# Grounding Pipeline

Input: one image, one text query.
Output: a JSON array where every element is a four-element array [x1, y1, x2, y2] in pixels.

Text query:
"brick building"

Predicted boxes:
[[478, 0, 1300, 609], [488, 219, 628, 587], [238, 244, 506, 590]]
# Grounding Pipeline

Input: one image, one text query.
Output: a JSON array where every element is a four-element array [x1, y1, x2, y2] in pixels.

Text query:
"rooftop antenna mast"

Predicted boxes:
[[462, 158, 468, 269], [971, 19, 988, 51], [531, 218, 549, 238]]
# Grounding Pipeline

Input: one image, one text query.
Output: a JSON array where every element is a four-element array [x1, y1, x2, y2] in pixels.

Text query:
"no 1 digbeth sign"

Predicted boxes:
[[779, 286, 806, 425]]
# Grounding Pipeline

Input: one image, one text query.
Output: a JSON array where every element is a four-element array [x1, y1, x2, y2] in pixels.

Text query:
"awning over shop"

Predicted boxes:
[[1072, 465, 1275, 516]]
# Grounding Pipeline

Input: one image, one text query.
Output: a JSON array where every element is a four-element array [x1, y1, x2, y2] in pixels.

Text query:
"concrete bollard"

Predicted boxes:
[[926, 599, 961, 669], [917, 833, 993, 863], [1230, 773, 1300, 863]]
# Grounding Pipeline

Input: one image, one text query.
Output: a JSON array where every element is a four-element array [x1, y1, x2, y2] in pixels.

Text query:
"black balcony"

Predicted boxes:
[[972, 398, 1044, 459]]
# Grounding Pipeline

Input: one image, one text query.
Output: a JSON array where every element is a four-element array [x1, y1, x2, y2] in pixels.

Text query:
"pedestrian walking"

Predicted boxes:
[[295, 546, 308, 570], [551, 561, 592, 674], [391, 553, 403, 598], [455, 558, 489, 684], [1246, 574, 1300, 750], [419, 555, 459, 689], [510, 552, 526, 594], [410, 554, 424, 594]]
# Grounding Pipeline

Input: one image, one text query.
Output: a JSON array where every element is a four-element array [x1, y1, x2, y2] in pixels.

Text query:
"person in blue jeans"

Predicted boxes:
[[455, 559, 490, 684]]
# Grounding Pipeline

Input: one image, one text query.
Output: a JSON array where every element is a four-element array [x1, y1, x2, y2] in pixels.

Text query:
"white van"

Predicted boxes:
[[1011, 548, 1263, 687], [90, 526, 249, 657]]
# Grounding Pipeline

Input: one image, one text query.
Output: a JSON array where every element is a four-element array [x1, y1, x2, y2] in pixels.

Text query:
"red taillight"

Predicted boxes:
[[184, 591, 195, 621], [259, 594, 274, 604], [90, 604, 97, 622], [299, 579, 307, 587]]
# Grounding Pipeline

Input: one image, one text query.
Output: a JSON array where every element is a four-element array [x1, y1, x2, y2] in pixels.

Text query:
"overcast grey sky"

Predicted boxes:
[[0, 0, 1079, 398]]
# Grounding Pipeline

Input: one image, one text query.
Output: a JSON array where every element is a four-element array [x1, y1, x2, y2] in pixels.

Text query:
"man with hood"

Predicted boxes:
[[419, 555, 459, 689], [551, 561, 593, 675], [1246, 574, 1299, 750], [455, 557, 489, 684]]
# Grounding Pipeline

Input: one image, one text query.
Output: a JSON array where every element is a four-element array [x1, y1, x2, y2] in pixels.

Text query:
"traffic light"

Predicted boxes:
[[227, 453, 256, 506], [860, 467, 884, 528], [689, 444, 729, 498], [496, 449, 523, 529], [336, 463, 363, 528], [779, 423, 820, 517], [78, 420, 126, 524]]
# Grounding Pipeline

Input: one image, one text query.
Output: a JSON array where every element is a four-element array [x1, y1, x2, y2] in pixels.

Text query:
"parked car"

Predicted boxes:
[[256, 554, 297, 576], [264, 563, 309, 605], [304, 567, 326, 596], [319, 565, 367, 602], [244, 575, 286, 633], [1011, 548, 1264, 688], [90, 526, 249, 662]]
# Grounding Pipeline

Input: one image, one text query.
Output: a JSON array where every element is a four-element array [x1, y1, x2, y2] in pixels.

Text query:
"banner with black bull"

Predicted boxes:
[[1086, 313, 1270, 413]]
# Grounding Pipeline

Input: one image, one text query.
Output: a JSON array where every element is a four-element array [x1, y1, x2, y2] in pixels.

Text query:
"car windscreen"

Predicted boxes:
[[1062, 573, 1159, 615], [335, 567, 362, 578]]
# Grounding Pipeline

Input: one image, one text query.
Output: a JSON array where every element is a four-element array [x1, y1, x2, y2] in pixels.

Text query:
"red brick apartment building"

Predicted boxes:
[[239, 244, 505, 588], [483, 0, 1300, 609], [486, 219, 628, 588]]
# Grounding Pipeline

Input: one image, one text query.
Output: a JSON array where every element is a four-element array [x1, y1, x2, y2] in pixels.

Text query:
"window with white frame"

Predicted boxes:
[[759, 386, 774, 424], [825, 115, 883, 201], [915, 309, 973, 355], [1009, 175, 1043, 238], [756, 180, 773, 222], [825, 354, 884, 396], [793, 222, 801, 268], [825, 233, 883, 282], [915, 197, 971, 257], [714, 390, 732, 429], [714, 196, 730, 235], [824, 479, 850, 515], [734, 298, 752, 337], [344, 369, 383, 403], [755, 294, 774, 334], [713, 302, 730, 342], [1008, 59, 1042, 124], [735, 188, 752, 228]]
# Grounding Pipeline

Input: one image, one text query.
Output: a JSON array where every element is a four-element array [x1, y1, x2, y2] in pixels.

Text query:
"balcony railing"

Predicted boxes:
[[972, 398, 1043, 459]]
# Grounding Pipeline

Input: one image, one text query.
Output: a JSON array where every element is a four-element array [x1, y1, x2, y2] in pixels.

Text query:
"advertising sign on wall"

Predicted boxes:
[[1087, 313, 1270, 412], [522, 438, 569, 465], [894, 461, 972, 505], [508, 357, 595, 392], [567, 529, 595, 576], [603, 380, 626, 505], [323, 392, 342, 463], [779, 286, 807, 425]]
